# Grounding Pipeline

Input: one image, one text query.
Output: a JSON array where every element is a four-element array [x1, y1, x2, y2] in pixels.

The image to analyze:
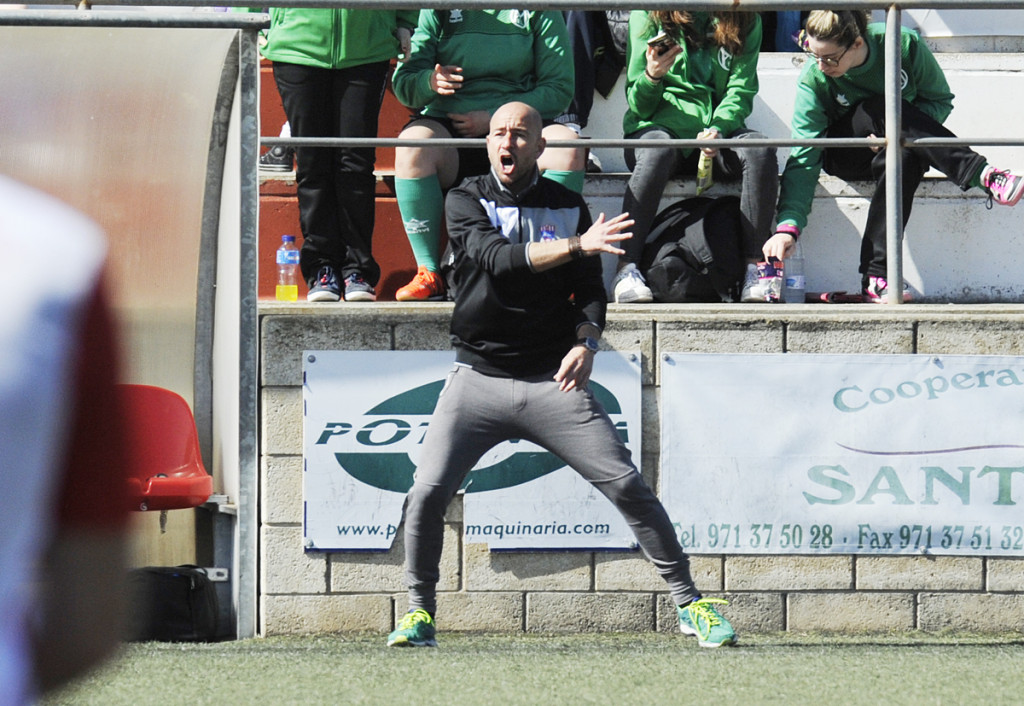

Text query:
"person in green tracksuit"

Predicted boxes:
[[615, 10, 778, 304], [764, 10, 1024, 303], [262, 8, 417, 302], [389, 9, 585, 302]]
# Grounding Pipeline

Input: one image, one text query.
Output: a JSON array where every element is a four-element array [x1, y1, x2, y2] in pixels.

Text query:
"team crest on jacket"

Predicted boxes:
[[540, 225, 557, 241], [718, 47, 733, 71], [448, 9, 463, 23], [509, 10, 531, 29]]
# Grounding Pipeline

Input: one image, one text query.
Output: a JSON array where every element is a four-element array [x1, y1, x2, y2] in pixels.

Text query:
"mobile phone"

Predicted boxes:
[[646, 30, 676, 55]]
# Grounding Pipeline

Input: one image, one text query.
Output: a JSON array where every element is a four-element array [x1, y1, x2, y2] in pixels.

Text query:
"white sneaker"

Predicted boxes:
[[613, 264, 654, 303], [740, 263, 765, 302]]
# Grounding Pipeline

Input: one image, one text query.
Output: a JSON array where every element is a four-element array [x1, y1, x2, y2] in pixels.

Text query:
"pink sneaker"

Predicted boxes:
[[863, 276, 912, 304], [981, 166, 1024, 207]]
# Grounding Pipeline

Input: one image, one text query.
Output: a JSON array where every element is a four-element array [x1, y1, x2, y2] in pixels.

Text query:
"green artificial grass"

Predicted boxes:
[[43, 632, 1024, 706]]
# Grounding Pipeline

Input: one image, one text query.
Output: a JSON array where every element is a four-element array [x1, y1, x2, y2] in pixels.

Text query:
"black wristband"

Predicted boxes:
[[567, 235, 584, 260], [644, 69, 662, 83]]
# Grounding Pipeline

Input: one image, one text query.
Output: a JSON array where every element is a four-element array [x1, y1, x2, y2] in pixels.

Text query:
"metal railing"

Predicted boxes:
[[23, 0, 1024, 7], [13, 1, 1021, 304], [245, 1, 1020, 305]]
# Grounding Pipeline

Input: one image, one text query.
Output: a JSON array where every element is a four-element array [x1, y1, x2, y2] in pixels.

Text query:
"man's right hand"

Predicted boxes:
[[430, 64, 464, 95]]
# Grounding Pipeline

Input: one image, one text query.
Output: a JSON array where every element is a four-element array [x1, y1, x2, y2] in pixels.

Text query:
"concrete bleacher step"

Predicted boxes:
[[258, 171, 416, 302]]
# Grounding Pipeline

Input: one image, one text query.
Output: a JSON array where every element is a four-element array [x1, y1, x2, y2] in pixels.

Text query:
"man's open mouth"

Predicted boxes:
[[500, 154, 515, 172]]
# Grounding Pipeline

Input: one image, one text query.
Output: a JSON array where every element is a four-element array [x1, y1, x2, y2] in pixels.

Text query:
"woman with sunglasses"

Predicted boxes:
[[766, 10, 1024, 302], [614, 10, 778, 303]]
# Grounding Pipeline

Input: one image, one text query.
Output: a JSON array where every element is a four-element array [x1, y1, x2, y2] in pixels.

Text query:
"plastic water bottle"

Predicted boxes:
[[783, 241, 805, 303], [276, 235, 301, 302]]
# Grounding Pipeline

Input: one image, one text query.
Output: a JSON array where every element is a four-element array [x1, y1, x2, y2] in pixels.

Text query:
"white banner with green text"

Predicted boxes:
[[303, 350, 642, 551], [661, 353, 1024, 555]]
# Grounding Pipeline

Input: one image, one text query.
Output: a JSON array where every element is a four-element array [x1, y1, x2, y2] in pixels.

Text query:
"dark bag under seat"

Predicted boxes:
[[639, 195, 745, 303], [126, 564, 220, 642]]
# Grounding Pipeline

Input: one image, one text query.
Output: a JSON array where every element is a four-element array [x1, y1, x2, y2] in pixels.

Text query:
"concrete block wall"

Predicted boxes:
[[259, 304, 1024, 637]]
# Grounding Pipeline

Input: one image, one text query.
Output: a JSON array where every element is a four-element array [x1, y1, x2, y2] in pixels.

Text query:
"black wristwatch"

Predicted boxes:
[[575, 336, 599, 353]]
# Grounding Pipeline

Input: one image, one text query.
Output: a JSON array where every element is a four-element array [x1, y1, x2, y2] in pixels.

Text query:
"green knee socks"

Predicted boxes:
[[542, 169, 586, 194], [394, 175, 444, 271], [395, 171, 583, 271]]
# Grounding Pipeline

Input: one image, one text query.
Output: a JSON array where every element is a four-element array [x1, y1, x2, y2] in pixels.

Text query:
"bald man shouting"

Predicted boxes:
[[387, 102, 737, 650]]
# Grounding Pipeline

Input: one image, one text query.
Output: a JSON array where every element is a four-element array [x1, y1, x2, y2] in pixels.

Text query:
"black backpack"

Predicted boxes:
[[126, 565, 221, 642], [639, 195, 745, 303]]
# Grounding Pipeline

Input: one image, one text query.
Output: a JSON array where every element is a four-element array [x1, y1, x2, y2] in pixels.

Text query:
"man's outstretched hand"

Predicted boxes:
[[579, 212, 634, 257]]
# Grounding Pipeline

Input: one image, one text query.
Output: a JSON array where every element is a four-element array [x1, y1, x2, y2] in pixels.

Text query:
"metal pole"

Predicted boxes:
[[237, 25, 261, 640], [0, 9, 269, 28], [15, 0, 1024, 9], [260, 136, 887, 150], [884, 5, 904, 304]]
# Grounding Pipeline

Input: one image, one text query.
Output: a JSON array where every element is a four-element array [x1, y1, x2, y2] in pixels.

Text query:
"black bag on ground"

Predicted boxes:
[[639, 195, 745, 303], [126, 565, 219, 642]]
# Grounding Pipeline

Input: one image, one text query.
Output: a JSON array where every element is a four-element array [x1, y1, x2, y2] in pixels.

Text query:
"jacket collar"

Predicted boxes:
[[489, 165, 541, 198]]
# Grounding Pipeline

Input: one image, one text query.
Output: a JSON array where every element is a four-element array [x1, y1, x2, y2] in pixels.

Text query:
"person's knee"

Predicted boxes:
[[606, 470, 659, 513], [540, 125, 585, 171], [624, 129, 672, 171], [631, 145, 677, 173], [732, 132, 776, 164], [741, 145, 778, 169], [396, 123, 453, 178], [405, 481, 452, 522], [540, 147, 586, 172], [395, 145, 441, 178]]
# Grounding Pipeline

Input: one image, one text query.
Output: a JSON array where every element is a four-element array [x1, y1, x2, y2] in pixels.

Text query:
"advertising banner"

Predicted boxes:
[[661, 354, 1024, 556], [303, 350, 642, 551]]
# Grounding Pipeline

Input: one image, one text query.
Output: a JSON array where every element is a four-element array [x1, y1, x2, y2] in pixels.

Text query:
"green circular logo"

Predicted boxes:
[[328, 380, 627, 494]]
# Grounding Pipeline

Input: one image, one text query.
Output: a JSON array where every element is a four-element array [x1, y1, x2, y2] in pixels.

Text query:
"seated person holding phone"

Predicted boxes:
[[615, 10, 779, 303]]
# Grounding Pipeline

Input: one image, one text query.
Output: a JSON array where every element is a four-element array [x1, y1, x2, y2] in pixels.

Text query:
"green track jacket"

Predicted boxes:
[[392, 9, 573, 121], [623, 11, 762, 154], [777, 24, 954, 231], [260, 8, 417, 70]]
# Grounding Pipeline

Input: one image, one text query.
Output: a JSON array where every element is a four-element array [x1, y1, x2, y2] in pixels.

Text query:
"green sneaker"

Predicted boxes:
[[678, 597, 736, 648], [386, 609, 437, 647]]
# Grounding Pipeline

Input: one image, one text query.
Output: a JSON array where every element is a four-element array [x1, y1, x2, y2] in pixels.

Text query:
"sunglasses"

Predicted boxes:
[[796, 29, 852, 68]]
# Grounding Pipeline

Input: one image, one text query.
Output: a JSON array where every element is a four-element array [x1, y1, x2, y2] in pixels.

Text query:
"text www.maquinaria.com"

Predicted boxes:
[[335, 522, 612, 541]]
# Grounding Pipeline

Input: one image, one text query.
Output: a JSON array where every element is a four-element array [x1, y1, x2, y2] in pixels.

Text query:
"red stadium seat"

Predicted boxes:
[[120, 384, 213, 512]]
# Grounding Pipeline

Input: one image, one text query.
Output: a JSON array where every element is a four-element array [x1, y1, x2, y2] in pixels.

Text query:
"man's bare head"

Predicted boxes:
[[486, 102, 546, 190]]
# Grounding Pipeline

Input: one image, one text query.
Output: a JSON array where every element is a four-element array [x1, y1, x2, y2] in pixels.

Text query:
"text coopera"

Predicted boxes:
[[833, 367, 1024, 413]]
